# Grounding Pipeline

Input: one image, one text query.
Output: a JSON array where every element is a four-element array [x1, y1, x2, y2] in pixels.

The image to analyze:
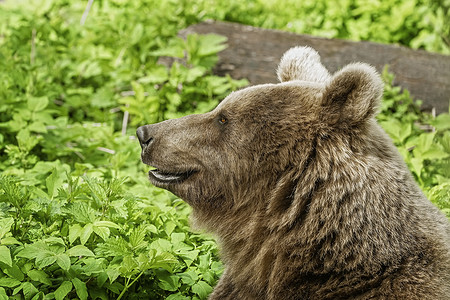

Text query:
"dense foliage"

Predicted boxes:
[[210, 0, 450, 54], [0, 0, 449, 299]]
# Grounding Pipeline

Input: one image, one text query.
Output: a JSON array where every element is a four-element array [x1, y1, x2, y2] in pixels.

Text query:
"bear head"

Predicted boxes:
[[137, 46, 383, 225]]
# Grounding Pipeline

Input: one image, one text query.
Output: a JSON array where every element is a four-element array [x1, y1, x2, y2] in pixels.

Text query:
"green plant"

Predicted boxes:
[[378, 67, 450, 218], [0, 172, 223, 299], [193, 0, 450, 54], [0, 1, 246, 298]]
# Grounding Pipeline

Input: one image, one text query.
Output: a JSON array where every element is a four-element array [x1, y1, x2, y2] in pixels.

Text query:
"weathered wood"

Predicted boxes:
[[181, 21, 450, 114]]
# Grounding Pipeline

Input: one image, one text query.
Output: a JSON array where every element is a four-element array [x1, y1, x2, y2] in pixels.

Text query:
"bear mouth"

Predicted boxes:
[[148, 168, 196, 185]]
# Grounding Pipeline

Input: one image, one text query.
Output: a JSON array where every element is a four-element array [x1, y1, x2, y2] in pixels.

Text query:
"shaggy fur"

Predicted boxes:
[[137, 46, 450, 299]]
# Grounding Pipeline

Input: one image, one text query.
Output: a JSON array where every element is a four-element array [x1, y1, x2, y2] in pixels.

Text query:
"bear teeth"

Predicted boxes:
[[149, 169, 193, 184]]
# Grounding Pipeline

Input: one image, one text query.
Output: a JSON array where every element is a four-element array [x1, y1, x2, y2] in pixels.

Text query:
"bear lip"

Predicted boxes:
[[148, 168, 196, 185]]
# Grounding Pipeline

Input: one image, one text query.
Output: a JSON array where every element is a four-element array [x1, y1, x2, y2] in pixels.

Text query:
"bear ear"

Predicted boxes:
[[277, 46, 331, 83], [322, 63, 383, 124]]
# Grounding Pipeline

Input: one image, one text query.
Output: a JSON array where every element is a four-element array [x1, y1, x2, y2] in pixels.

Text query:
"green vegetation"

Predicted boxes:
[[378, 68, 450, 218], [0, 0, 449, 299], [204, 0, 450, 54]]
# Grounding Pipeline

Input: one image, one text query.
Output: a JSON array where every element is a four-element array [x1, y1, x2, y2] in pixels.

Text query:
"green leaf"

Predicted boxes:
[[136, 253, 151, 270], [171, 232, 185, 244], [93, 220, 120, 228], [106, 267, 121, 283], [1, 237, 21, 245], [80, 257, 103, 275], [72, 278, 88, 300], [0, 287, 7, 300], [27, 269, 52, 286], [83, 177, 108, 207], [0, 218, 14, 240], [179, 270, 199, 285], [17, 245, 41, 260], [150, 252, 178, 272], [78, 61, 102, 78], [119, 255, 138, 275], [96, 237, 129, 257], [413, 132, 436, 155], [68, 202, 97, 224], [201, 270, 216, 285], [69, 224, 82, 244], [198, 254, 210, 271], [380, 119, 411, 144], [130, 23, 144, 45], [44, 237, 65, 247], [430, 113, 450, 130], [150, 239, 173, 253], [97, 272, 108, 287], [131, 81, 145, 102], [55, 254, 71, 271], [420, 148, 449, 160], [93, 225, 110, 241], [28, 121, 47, 133], [66, 245, 95, 257], [164, 221, 176, 236], [166, 293, 190, 300], [35, 252, 57, 269], [91, 87, 115, 108], [138, 65, 169, 84], [185, 67, 206, 83], [27, 96, 49, 112], [80, 223, 94, 245], [46, 167, 62, 198], [129, 226, 147, 249], [3, 263, 24, 281], [149, 38, 184, 58], [197, 34, 228, 56], [409, 157, 423, 178], [439, 132, 450, 153], [0, 246, 11, 267], [22, 282, 39, 300], [54, 281, 72, 300], [16, 129, 39, 152], [191, 281, 213, 299], [0, 277, 20, 288], [157, 272, 180, 291], [180, 249, 200, 267]]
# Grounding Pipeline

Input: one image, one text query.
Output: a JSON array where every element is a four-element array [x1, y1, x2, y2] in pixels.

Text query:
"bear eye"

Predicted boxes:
[[218, 115, 228, 125]]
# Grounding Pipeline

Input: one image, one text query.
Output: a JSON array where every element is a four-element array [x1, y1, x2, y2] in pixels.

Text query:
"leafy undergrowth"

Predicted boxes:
[[0, 0, 449, 299], [0, 1, 245, 298], [0, 174, 222, 300], [201, 0, 450, 54], [378, 68, 450, 218]]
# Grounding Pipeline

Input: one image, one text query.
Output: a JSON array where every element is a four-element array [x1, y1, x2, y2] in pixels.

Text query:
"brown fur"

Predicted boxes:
[[137, 47, 450, 299]]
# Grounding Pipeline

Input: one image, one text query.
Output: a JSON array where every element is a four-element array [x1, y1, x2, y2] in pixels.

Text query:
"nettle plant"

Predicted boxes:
[[0, 1, 248, 299], [0, 173, 223, 300], [378, 68, 450, 218], [119, 33, 248, 126]]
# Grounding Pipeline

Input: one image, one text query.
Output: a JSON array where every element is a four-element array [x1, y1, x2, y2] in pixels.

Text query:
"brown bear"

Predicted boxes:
[[137, 46, 450, 300]]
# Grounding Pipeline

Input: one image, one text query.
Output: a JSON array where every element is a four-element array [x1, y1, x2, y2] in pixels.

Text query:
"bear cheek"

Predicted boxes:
[[171, 176, 224, 209], [169, 153, 227, 203]]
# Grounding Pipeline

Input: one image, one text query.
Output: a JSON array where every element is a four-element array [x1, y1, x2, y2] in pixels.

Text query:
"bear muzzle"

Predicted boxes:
[[136, 125, 198, 186]]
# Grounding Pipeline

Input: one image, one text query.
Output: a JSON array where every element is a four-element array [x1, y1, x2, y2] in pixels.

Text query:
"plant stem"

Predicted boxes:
[[80, 0, 94, 26], [30, 29, 36, 65], [116, 272, 144, 300]]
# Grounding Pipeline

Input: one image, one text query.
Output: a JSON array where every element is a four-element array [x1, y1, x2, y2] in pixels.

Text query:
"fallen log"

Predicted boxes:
[[181, 21, 450, 114]]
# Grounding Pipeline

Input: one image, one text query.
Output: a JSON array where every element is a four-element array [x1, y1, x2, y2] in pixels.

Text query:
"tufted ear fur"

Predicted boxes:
[[322, 63, 383, 124], [277, 46, 331, 83]]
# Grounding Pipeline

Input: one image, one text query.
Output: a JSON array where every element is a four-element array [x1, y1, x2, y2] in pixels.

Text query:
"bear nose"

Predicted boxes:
[[136, 126, 154, 149]]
